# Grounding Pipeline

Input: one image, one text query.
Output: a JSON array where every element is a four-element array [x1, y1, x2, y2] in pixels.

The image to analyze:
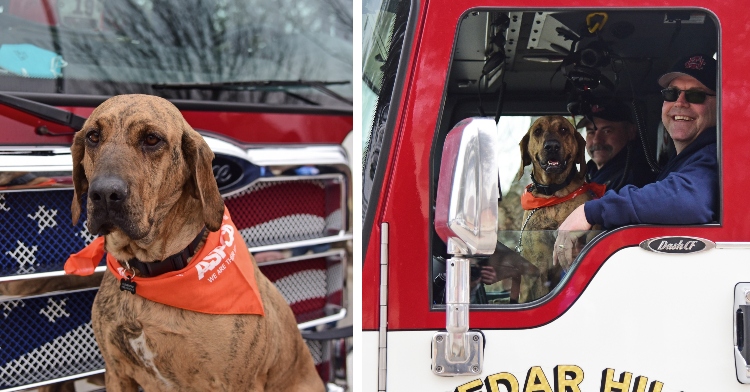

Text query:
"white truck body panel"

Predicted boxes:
[[383, 247, 750, 391]]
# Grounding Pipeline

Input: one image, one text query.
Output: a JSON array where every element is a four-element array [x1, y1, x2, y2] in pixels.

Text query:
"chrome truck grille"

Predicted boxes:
[[0, 136, 350, 390]]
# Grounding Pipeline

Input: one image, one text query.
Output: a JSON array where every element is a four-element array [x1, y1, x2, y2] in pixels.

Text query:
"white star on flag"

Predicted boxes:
[[27, 205, 58, 233], [39, 298, 70, 323], [5, 241, 38, 273]]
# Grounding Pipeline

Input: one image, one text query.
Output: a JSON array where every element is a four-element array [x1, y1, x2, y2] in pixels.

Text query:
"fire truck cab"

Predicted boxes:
[[362, 1, 747, 391]]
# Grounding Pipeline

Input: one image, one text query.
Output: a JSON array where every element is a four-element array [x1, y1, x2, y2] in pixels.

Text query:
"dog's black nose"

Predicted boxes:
[[89, 176, 129, 207], [543, 139, 561, 153]]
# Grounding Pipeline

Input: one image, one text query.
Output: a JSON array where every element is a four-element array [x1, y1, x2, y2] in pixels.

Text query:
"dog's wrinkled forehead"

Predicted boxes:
[[88, 94, 185, 137], [529, 116, 573, 136]]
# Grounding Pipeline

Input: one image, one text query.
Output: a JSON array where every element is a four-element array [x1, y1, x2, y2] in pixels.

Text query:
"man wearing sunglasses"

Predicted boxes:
[[553, 53, 719, 269], [578, 96, 657, 191]]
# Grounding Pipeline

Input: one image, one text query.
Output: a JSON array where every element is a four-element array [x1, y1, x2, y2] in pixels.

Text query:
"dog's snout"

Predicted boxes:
[[543, 139, 561, 153], [89, 176, 129, 206]]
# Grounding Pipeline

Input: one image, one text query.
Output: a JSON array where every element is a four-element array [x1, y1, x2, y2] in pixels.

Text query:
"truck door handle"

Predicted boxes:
[[734, 284, 750, 383], [738, 308, 746, 354]]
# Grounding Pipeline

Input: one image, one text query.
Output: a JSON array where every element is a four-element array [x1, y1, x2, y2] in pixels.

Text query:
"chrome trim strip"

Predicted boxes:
[[2, 251, 346, 324], [246, 145, 349, 167], [0, 286, 99, 304], [256, 249, 345, 267], [202, 135, 253, 162], [0, 146, 72, 172], [297, 307, 347, 330], [0, 266, 107, 283], [1, 369, 106, 392], [378, 222, 388, 392], [717, 242, 750, 249], [0, 186, 73, 194], [0, 240, 351, 283], [0, 139, 349, 172], [247, 233, 353, 253], [0, 138, 351, 204]]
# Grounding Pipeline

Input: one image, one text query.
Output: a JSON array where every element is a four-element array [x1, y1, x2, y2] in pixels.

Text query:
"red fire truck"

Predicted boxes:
[[363, 0, 746, 390], [0, 0, 352, 390]]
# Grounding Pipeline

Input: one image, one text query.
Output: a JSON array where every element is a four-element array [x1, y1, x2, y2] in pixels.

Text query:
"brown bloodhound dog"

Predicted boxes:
[[516, 115, 599, 303], [70, 94, 324, 391]]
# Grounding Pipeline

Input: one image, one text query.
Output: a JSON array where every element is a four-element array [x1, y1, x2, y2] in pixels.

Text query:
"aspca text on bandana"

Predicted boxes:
[[196, 223, 237, 282], [454, 367, 668, 392]]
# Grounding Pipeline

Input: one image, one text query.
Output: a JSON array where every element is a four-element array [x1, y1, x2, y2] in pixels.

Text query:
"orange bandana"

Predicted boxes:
[[65, 208, 264, 316], [520, 182, 606, 210]]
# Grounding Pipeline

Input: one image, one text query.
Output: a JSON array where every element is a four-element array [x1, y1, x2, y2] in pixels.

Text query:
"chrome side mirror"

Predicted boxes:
[[435, 118, 499, 256], [432, 118, 499, 376]]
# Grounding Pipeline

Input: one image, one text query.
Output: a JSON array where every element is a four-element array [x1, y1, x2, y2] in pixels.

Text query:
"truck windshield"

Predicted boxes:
[[0, 0, 352, 107], [362, 0, 409, 237]]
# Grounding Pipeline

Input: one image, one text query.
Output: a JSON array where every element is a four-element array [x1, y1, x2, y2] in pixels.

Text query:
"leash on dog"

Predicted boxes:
[[516, 181, 606, 253], [515, 208, 539, 253]]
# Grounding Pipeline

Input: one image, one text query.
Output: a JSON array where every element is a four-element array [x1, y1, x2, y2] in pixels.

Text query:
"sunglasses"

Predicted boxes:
[[661, 87, 716, 104]]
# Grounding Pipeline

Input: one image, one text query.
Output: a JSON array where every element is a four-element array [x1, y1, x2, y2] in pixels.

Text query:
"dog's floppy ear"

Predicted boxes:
[[71, 130, 88, 226], [575, 130, 588, 178], [182, 126, 225, 231], [516, 132, 531, 180]]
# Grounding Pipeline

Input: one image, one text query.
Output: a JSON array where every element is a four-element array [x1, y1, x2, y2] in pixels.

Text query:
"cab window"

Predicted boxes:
[[431, 9, 720, 306]]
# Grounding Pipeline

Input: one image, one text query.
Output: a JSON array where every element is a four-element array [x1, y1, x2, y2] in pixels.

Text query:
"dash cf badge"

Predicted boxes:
[[639, 236, 715, 254]]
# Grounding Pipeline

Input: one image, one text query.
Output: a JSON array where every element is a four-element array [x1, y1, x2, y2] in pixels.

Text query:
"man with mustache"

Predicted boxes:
[[554, 53, 719, 269], [579, 96, 657, 191]]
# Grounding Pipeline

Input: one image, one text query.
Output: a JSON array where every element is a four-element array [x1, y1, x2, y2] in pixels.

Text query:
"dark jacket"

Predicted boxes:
[[584, 127, 718, 229], [586, 141, 658, 191]]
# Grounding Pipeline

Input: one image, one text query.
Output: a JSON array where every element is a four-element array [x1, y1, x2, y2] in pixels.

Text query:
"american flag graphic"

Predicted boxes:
[[0, 175, 346, 389]]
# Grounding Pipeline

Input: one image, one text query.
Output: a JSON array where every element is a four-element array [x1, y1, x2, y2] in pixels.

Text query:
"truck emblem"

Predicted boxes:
[[212, 157, 244, 190], [639, 236, 715, 254], [211, 153, 261, 195]]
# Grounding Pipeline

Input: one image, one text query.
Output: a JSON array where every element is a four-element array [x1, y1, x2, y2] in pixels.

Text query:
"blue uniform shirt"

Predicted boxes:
[[584, 127, 718, 229]]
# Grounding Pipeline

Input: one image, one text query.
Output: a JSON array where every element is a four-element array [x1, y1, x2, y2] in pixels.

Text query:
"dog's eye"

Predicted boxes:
[[533, 128, 542, 137], [86, 130, 100, 144], [143, 134, 162, 147], [560, 127, 568, 134]]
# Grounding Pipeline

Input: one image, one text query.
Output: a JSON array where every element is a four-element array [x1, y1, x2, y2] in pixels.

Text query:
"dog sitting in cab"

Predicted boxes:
[[515, 115, 604, 302]]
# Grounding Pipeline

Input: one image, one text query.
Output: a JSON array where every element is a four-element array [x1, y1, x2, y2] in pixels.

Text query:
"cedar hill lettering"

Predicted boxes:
[[453, 367, 665, 392]]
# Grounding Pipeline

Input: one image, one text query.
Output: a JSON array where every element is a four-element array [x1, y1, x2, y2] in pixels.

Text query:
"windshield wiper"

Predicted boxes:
[[152, 80, 352, 105], [0, 92, 86, 134]]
